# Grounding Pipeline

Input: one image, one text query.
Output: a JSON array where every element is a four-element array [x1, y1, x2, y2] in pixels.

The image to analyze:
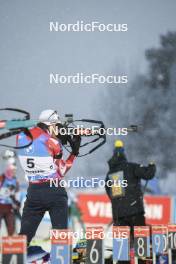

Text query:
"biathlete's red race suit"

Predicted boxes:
[[17, 126, 76, 244], [17, 126, 75, 183]]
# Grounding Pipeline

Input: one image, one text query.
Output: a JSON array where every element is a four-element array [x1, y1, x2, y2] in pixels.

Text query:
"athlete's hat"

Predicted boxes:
[[39, 109, 61, 125]]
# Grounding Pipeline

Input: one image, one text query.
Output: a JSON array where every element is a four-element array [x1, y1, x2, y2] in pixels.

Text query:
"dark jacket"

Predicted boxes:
[[105, 153, 156, 219]]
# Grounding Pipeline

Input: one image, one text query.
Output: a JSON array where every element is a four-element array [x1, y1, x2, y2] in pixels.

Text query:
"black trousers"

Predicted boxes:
[[20, 183, 68, 244], [117, 213, 146, 239], [115, 213, 146, 264]]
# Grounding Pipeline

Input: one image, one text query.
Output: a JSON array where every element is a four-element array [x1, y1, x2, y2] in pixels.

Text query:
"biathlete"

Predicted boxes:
[[0, 150, 20, 235], [17, 109, 81, 245]]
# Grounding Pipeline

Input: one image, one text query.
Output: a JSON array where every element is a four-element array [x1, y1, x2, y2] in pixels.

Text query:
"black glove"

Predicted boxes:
[[70, 135, 81, 156]]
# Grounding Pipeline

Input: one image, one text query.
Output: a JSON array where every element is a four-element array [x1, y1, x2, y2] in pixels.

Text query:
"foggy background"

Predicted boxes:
[[0, 0, 176, 192]]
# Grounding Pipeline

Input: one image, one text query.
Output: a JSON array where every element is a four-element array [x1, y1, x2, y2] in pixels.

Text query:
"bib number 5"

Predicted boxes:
[[27, 158, 35, 168]]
